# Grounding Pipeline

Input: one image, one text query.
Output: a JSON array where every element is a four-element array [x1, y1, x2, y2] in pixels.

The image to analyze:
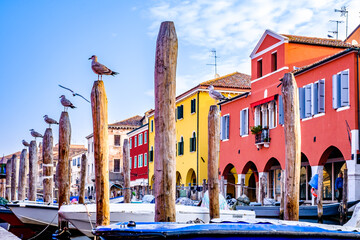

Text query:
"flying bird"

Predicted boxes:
[[43, 115, 59, 128], [58, 85, 90, 103], [89, 55, 118, 80], [60, 95, 76, 111], [30, 129, 43, 139], [207, 85, 228, 101], [22, 140, 30, 147]]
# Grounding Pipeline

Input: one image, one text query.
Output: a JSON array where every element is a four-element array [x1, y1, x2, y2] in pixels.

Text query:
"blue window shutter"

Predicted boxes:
[[244, 109, 249, 135], [332, 74, 338, 109], [240, 111, 243, 136], [226, 115, 230, 139], [341, 70, 349, 107], [305, 85, 312, 118], [299, 87, 305, 119], [278, 95, 284, 125], [220, 116, 224, 140], [318, 80, 325, 113], [312, 83, 318, 115]]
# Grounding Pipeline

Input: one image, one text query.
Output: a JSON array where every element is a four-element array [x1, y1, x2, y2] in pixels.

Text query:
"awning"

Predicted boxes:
[[250, 95, 277, 108]]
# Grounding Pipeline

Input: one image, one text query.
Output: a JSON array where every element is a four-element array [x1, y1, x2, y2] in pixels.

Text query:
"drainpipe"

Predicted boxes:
[[196, 91, 200, 187]]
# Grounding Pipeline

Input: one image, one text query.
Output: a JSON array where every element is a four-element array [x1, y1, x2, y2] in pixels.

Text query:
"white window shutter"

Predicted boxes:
[[340, 70, 349, 107], [318, 80, 325, 113], [305, 85, 312, 118]]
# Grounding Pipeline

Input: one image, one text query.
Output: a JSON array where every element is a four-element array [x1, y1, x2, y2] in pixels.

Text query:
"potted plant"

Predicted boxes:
[[250, 125, 262, 135]]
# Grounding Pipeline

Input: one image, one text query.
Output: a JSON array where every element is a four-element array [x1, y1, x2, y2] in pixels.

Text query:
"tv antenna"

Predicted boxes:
[[207, 49, 219, 78], [335, 6, 348, 37], [328, 20, 344, 39]]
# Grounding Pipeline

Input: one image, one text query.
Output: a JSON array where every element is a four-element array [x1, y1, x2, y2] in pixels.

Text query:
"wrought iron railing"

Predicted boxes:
[[255, 128, 270, 144]]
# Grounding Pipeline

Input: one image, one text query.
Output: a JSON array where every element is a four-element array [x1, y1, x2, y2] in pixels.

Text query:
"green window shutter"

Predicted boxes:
[[193, 136, 196, 151]]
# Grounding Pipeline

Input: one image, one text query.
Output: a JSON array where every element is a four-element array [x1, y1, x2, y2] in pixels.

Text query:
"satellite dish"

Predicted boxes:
[[352, 40, 358, 45]]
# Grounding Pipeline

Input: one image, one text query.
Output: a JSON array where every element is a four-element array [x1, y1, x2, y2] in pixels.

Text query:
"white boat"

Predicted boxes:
[[59, 203, 256, 237]]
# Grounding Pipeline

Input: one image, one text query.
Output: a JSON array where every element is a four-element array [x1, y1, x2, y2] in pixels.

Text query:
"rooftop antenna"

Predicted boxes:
[[335, 6, 348, 38], [207, 49, 219, 78], [329, 20, 344, 39]]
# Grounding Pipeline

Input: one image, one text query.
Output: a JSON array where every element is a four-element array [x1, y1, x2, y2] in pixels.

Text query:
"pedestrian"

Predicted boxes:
[[335, 172, 343, 202]]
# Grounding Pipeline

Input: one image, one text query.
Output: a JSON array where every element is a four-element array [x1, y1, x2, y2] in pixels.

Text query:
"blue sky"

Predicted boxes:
[[0, 0, 359, 155]]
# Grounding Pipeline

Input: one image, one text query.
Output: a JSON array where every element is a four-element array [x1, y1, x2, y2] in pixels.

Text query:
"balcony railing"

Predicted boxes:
[[255, 128, 270, 147]]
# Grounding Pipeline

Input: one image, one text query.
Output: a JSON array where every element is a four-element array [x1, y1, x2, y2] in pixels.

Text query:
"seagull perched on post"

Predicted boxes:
[[22, 140, 30, 147], [207, 85, 228, 101], [43, 115, 59, 128], [60, 95, 76, 111], [89, 55, 118, 80], [30, 129, 43, 139], [58, 85, 90, 103]]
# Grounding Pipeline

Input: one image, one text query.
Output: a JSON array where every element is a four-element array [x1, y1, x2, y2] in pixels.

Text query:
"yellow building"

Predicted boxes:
[[148, 72, 250, 189]]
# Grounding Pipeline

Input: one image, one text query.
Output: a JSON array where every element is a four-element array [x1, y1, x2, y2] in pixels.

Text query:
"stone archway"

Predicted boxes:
[[222, 163, 238, 199], [242, 161, 259, 202], [186, 168, 196, 187], [263, 157, 281, 201], [176, 171, 182, 187]]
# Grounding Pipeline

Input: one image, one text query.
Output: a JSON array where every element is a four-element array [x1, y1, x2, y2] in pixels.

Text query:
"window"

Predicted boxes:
[[144, 153, 147, 167], [220, 115, 230, 140], [149, 146, 154, 162], [191, 99, 196, 114], [271, 52, 277, 72], [73, 159, 76, 166], [139, 133, 143, 145], [138, 154, 143, 167], [77, 157, 80, 166], [333, 70, 349, 109], [190, 132, 196, 152], [134, 156, 137, 168], [268, 102, 277, 129], [177, 105, 184, 120], [178, 137, 184, 155], [240, 108, 249, 136], [114, 135, 120, 146], [130, 138, 132, 149], [144, 131, 147, 144], [134, 136, 137, 147], [151, 120, 154, 132], [88, 144, 90, 153], [114, 159, 120, 172], [257, 59, 263, 78], [130, 157, 132, 169], [299, 80, 325, 119]]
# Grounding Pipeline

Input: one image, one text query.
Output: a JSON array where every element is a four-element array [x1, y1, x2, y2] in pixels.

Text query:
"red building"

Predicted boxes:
[[127, 124, 149, 191], [219, 28, 360, 204]]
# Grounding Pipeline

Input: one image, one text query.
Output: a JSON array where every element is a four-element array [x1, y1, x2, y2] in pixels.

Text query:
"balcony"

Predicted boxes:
[[254, 128, 270, 148]]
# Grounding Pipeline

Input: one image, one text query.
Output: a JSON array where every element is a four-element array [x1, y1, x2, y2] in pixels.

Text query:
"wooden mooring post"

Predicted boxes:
[[43, 128, 53, 204], [123, 139, 131, 203], [79, 154, 87, 204], [279, 169, 285, 219], [57, 111, 71, 231], [317, 166, 324, 223], [340, 167, 348, 225], [208, 105, 220, 219], [18, 149, 28, 201], [281, 72, 301, 221], [5, 159, 12, 201], [29, 140, 37, 201], [11, 154, 18, 201], [91, 80, 110, 226], [154, 21, 178, 222]]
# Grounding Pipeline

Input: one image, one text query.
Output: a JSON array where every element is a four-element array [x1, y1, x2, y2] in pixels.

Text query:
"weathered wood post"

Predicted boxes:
[[317, 166, 324, 223], [43, 128, 53, 204], [91, 80, 110, 226], [123, 139, 131, 203], [340, 167, 348, 225], [282, 72, 301, 221], [57, 111, 71, 229], [279, 169, 285, 220], [208, 105, 220, 219], [29, 140, 38, 201], [18, 149, 28, 200], [260, 174, 266, 206], [154, 21, 178, 222], [5, 159, 12, 201], [11, 154, 19, 201], [79, 154, 87, 204]]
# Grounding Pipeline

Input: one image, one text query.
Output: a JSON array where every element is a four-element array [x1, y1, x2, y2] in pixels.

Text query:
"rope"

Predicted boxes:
[[28, 213, 58, 240], [84, 204, 94, 230]]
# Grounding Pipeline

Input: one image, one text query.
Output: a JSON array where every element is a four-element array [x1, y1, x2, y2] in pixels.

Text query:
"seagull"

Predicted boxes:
[[89, 55, 118, 80], [60, 95, 76, 111], [43, 115, 59, 128], [207, 85, 228, 101], [58, 85, 90, 103], [22, 140, 30, 147], [30, 129, 43, 139]]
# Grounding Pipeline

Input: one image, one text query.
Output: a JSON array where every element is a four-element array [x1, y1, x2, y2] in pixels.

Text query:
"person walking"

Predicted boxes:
[[335, 172, 343, 202]]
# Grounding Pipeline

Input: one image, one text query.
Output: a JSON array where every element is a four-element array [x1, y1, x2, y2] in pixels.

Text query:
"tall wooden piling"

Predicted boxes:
[[79, 154, 87, 204], [340, 167, 348, 225], [18, 149, 28, 200], [91, 80, 110, 226], [5, 159, 12, 201], [154, 21, 178, 222], [43, 128, 53, 204], [279, 170, 285, 219], [123, 139, 131, 203], [29, 140, 37, 201], [281, 73, 301, 221], [58, 111, 71, 228], [208, 105, 220, 219], [317, 166, 324, 223], [11, 154, 18, 201]]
